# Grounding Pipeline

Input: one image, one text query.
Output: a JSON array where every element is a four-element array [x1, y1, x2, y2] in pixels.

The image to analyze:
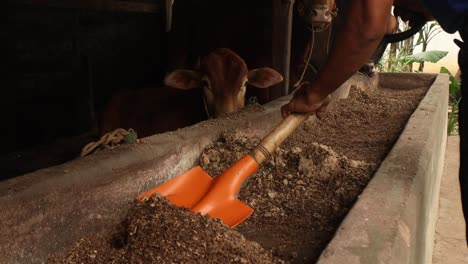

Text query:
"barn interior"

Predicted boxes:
[[3, 0, 343, 180], [1, 1, 454, 263]]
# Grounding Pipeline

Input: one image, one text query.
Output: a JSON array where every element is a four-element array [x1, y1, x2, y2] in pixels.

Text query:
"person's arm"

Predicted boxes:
[[281, 0, 394, 117]]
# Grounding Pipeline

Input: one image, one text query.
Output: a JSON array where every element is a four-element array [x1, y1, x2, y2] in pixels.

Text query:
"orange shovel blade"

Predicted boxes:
[[137, 155, 259, 227], [137, 166, 214, 209], [208, 199, 254, 228]]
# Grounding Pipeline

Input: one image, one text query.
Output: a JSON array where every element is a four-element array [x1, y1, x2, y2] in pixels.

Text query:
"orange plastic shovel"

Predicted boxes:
[[137, 113, 309, 228]]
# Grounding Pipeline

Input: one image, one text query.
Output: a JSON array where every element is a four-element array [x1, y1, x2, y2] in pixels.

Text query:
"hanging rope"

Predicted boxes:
[[80, 128, 138, 157], [326, 20, 333, 54], [293, 15, 336, 91], [293, 29, 316, 90]]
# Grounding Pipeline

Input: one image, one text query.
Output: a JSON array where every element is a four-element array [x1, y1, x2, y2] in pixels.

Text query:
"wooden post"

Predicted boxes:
[[272, 0, 295, 99]]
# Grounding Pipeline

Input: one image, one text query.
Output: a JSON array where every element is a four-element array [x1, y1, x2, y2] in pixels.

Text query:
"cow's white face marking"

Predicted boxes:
[[201, 75, 247, 118], [200, 75, 216, 117], [237, 77, 248, 109]]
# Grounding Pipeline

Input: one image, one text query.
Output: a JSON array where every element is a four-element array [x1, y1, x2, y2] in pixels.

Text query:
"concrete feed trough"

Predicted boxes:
[[319, 73, 448, 264], [0, 73, 448, 263]]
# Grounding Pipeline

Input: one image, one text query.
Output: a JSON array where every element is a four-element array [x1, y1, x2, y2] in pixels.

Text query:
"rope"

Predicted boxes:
[[326, 21, 333, 54], [80, 128, 137, 157], [293, 12, 337, 90], [293, 29, 315, 90], [202, 94, 211, 118], [256, 143, 272, 160]]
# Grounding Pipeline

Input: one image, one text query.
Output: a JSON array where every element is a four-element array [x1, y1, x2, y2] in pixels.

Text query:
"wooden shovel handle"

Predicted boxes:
[[252, 113, 309, 164]]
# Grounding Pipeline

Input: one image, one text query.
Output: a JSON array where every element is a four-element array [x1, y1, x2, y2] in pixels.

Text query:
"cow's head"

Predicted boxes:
[[164, 48, 283, 118], [297, 0, 338, 32]]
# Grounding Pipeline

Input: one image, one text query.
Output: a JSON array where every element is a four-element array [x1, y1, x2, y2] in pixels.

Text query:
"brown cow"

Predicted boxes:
[[100, 48, 283, 138], [166, 0, 289, 103]]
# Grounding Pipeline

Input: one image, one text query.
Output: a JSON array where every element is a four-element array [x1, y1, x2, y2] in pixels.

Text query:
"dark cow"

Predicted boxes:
[[297, 0, 338, 32], [290, 0, 338, 87], [100, 48, 283, 138], [293, 0, 418, 79]]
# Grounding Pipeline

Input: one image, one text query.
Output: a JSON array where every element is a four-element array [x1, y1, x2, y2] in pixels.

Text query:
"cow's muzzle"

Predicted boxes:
[[298, 3, 338, 32]]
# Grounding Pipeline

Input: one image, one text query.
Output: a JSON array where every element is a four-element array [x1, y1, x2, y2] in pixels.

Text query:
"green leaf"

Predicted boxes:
[[440, 66, 457, 83], [448, 102, 460, 136], [403, 50, 448, 63], [440, 66, 461, 95], [442, 66, 461, 135]]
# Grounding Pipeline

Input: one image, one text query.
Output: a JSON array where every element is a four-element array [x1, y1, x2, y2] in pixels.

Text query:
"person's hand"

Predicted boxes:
[[280, 84, 332, 119]]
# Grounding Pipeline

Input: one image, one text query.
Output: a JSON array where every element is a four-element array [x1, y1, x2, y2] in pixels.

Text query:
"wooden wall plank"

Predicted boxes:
[[7, 0, 161, 14]]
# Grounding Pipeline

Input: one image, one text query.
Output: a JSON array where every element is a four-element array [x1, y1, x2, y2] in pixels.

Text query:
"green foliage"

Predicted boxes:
[[440, 67, 461, 135], [402, 50, 448, 63], [247, 96, 258, 105], [414, 22, 443, 49], [378, 21, 445, 73], [377, 50, 399, 72], [441, 66, 461, 96], [377, 50, 412, 73], [124, 128, 138, 144], [447, 100, 460, 136]]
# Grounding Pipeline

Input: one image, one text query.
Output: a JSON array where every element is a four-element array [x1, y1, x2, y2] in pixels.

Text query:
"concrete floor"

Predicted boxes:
[[433, 136, 468, 263]]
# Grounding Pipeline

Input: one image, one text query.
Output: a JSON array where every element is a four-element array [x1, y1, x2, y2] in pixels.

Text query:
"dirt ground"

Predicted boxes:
[[49, 84, 427, 263], [432, 137, 468, 263]]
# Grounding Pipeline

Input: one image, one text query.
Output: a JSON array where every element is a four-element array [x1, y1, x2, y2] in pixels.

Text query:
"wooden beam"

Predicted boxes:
[[272, 0, 295, 98], [8, 0, 161, 14]]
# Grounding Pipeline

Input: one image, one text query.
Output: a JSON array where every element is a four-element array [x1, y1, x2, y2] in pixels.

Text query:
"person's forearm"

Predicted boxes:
[[311, 0, 394, 97]]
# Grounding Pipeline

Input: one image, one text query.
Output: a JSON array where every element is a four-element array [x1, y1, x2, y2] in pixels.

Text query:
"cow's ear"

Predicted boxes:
[[247, 68, 283, 88], [164, 70, 202, 90]]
